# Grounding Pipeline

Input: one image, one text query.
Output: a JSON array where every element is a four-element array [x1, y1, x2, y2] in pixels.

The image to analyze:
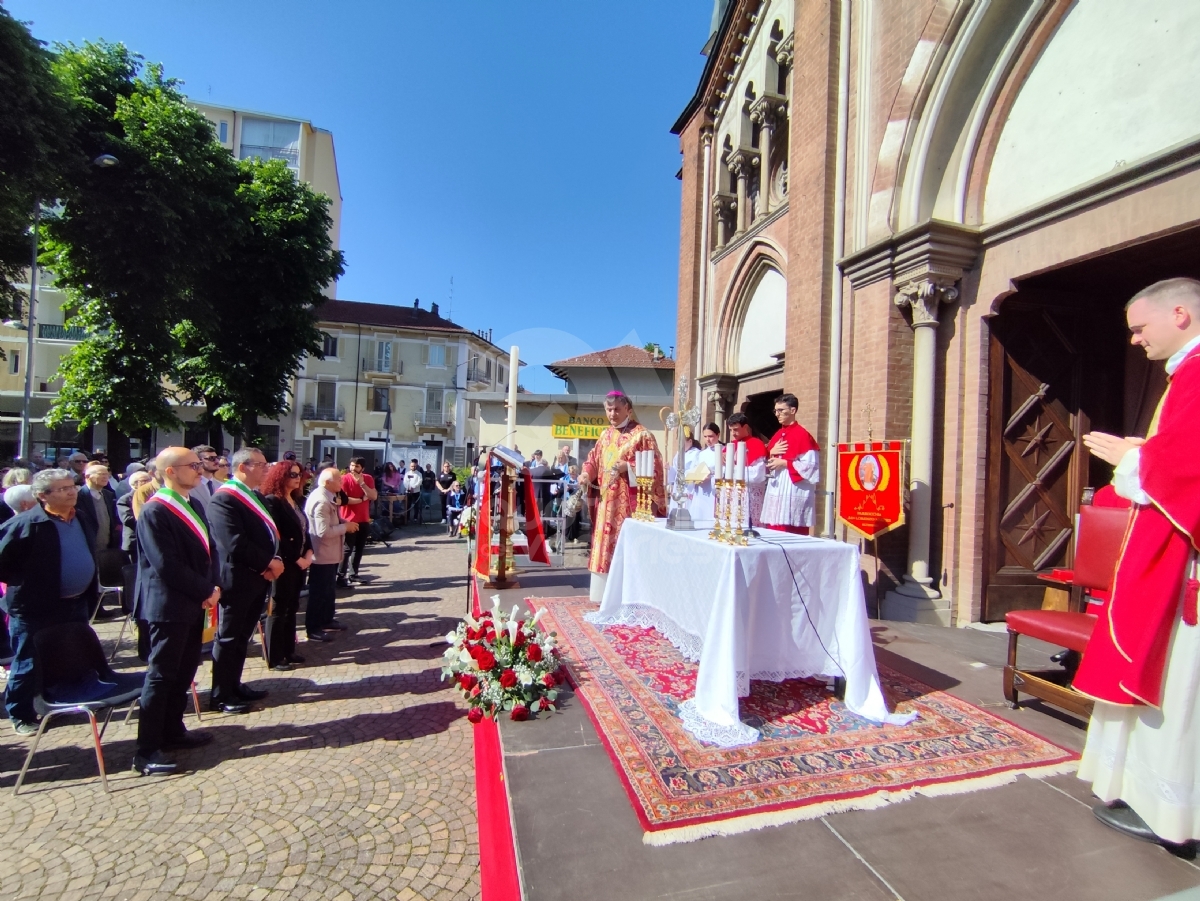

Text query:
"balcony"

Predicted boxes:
[[466, 366, 491, 386], [362, 357, 402, 377], [38, 323, 89, 342], [418, 410, 452, 429], [301, 404, 345, 422]]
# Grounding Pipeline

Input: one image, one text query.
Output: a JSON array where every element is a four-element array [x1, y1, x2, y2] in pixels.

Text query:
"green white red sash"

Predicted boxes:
[[146, 487, 209, 555], [217, 478, 280, 545]]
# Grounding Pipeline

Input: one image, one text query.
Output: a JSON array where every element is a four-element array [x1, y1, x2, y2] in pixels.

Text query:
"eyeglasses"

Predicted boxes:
[[46, 485, 79, 494], [180, 462, 203, 472], [199, 455, 218, 462], [288, 471, 302, 479], [242, 461, 266, 468]]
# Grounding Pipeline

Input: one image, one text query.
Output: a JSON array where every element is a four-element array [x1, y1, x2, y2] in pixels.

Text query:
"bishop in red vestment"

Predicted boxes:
[[1077, 277, 1200, 848]]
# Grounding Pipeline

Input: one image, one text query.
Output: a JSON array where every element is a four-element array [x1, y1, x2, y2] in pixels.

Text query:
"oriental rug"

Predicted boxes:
[[533, 596, 1079, 845]]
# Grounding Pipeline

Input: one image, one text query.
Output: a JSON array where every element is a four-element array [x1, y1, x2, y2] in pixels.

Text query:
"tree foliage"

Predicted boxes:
[[0, 5, 75, 320], [174, 157, 344, 439], [38, 40, 343, 440]]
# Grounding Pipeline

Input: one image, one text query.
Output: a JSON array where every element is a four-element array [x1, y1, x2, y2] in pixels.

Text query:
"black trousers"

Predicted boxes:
[[210, 582, 268, 702], [138, 615, 203, 754], [339, 526, 368, 578], [265, 566, 303, 666]]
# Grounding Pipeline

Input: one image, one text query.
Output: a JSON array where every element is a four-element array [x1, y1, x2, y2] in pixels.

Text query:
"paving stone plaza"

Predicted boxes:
[[0, 526, 480, 901]]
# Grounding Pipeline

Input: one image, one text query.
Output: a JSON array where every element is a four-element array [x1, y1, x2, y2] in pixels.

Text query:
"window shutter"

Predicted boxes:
[[420, 344, 429, 365], [361, 338, 375, 371], [446, 346, 457, 370]]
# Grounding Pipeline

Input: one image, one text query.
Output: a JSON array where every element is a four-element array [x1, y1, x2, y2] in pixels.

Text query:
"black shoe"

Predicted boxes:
[[132, 750, 178, 776], [162, 730, 213, 751], [209, 699, 252, 715], [324, 620, 347, 632], [270, 661, 293, 672], [335, 578, 353, 589], [1093, 801, 1159, 843], [306, 631, 331, 642], [287, 654, 306, 664], [236, 684, 268, 701]]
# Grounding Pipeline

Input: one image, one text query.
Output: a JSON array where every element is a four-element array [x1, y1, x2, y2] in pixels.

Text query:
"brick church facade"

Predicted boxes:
[[672, 0, 1200, 625]]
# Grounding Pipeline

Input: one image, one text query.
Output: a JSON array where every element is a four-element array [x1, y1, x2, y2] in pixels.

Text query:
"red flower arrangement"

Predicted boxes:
[[442, 598, 563, 721]]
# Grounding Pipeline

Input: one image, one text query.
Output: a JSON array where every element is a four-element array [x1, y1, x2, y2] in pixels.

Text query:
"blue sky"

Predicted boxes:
[[8, 1, 712, 393]]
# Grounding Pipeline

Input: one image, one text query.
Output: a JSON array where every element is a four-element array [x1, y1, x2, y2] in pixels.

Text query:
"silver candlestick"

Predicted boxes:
[[665, 375, 701, 530]]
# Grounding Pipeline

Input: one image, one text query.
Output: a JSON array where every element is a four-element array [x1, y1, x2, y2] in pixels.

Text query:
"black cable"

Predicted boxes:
[[750, 532, 846, 679]]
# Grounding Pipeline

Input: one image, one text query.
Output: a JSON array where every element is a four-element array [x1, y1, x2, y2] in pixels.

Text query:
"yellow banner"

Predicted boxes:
[[551, 414, 607, 440]]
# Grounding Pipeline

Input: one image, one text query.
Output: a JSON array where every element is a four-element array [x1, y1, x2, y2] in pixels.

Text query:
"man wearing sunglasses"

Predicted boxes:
[[188, 445, 222, 511], [131, 447, 221, 775]]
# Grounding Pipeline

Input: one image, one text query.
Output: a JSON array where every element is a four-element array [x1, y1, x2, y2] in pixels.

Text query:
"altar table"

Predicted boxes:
[[588, 518, 913, 746]]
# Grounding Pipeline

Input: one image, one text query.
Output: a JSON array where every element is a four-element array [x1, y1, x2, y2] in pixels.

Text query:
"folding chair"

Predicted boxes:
[[14, 622, 145, 794]]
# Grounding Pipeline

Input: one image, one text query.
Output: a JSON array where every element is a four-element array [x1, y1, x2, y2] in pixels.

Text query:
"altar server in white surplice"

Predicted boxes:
[[685, 423, 722, 522]]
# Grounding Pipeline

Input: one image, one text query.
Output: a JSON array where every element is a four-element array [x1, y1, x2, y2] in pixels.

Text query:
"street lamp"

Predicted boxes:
[[18, 153, 119, 461]]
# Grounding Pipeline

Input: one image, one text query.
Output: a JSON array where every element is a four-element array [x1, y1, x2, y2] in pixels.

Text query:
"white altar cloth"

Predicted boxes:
[[587, 518, 913, 746]]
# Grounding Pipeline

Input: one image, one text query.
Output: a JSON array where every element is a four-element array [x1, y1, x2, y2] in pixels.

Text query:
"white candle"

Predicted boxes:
[[641, 450, 649, 478], [734, 441, 746, 481], [716, 445, 725, 481], [634, 451, 642, 478], [639, 450, 648, 478], [725, 442, 736, 481]]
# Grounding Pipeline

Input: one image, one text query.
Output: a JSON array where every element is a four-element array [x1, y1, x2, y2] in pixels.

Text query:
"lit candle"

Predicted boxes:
[[734, 441, 746, 481]]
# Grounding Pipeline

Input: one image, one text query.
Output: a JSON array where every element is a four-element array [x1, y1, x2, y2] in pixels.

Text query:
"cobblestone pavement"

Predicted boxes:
[[0, 525, 480, 901]]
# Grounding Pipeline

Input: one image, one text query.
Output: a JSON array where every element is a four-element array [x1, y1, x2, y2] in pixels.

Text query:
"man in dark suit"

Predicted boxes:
[[187, 445, 222, 512], [76, 461, 123, 619], [132, 447, 221, 775], [0, 468, 97, 734], [207, 447, 282, 713]]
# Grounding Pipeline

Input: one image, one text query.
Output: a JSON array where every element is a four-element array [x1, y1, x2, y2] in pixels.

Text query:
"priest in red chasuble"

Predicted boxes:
[[1077, 277, 1200, 849], [580, 391, 665, 604], [760, 393, 820, 534]]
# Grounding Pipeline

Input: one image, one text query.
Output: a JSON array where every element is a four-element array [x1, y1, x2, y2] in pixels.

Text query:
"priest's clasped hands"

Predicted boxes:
[[1082, 432, 1146, 466], [767, 437, 789, 473]]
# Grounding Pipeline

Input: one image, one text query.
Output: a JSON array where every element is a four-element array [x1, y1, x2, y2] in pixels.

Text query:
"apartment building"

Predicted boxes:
[[288, 298, 511, 470]]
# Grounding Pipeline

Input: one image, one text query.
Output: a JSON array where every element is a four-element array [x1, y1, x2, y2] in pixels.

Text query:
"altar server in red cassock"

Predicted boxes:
[[760, 393, 820, 535], [1077, 277, 1200, 849], [727, 413, 768, 527]]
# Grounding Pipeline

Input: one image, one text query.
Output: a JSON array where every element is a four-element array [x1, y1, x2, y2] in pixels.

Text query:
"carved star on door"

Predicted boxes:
[[1016, 417, 1054, 467]]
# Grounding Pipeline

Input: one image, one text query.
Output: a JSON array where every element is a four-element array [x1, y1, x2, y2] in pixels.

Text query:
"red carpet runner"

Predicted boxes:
[[471, 580, 522, 901]]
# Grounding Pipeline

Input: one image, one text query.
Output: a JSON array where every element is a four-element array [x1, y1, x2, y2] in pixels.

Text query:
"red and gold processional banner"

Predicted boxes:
[[837, 441, 905, 539]]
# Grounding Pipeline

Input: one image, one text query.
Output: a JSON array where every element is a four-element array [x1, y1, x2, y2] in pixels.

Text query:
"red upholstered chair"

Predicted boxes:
[[1003, 493, 1131, 718]]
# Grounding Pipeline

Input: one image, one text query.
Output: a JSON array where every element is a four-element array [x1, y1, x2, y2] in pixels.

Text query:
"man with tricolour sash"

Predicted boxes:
[[132, 447, 221, 776], [207, 447, 283, 714]]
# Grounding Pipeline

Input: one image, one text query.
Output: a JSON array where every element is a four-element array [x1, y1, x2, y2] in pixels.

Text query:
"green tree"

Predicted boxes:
[[0, 5, 75, 320], [41, 41, 241, 440], [174, 157, 345, 445]]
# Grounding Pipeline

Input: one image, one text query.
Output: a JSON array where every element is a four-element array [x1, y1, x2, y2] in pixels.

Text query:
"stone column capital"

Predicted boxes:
[[774, 33, 795, 69], [894, 276, 959, 328], [711, 191, 737, 215], [749, 93, 787, 129], [726, 148, 761, 177], [700, 124, 715, 147]]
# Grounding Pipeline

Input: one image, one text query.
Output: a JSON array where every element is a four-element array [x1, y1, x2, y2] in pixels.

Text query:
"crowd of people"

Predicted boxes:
[[0, 444, 462, 777]]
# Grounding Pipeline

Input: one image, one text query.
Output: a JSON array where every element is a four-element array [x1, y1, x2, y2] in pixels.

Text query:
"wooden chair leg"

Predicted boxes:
[[1003, 630, 1020, 709], [256, 620, 270, 664], [191, 682, 203, 722], [87, 709, 110, 793]]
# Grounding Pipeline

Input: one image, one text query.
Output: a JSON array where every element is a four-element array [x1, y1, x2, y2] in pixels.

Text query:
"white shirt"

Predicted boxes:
[[1113, 333, 1200, 504]]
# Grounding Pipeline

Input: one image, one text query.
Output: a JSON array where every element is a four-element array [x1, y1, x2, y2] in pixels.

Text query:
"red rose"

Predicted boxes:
[[510, 705, 529, 721], [499, 669, 518, 689], [485, 630, 497, 643], [471, 685, 482, 697], [513, 631, 527, 649], [539, 698, 552, 711], [467, 707, 484, 724], [467, 643, 482, 660], [476, 650, 496, 671], [479, 610, 492, 620], [525, 643, 542, 662], [459, 674, 478, 691], [542, 673, 555, 688]]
